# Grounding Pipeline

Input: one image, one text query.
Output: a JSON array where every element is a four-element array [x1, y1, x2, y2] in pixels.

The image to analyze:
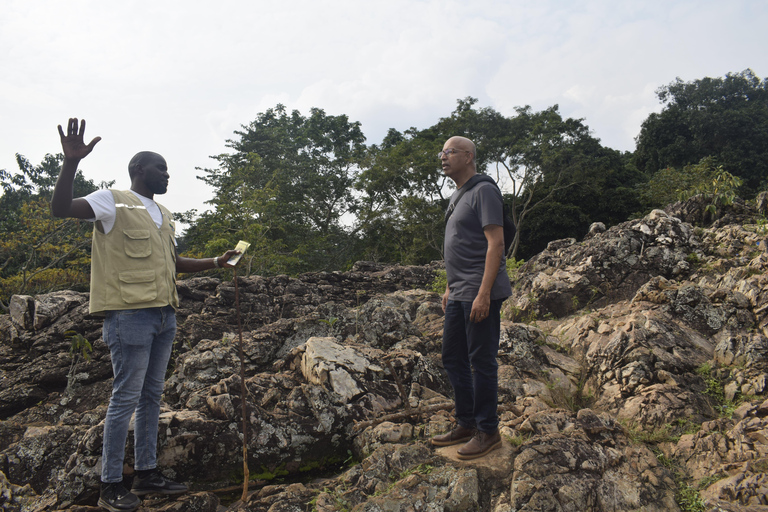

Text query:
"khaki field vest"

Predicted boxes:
[[89, 190, 179, 314]]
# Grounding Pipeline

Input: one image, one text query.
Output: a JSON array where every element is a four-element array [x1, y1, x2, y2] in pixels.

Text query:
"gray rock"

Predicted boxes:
[[2, 203, 768, 512]]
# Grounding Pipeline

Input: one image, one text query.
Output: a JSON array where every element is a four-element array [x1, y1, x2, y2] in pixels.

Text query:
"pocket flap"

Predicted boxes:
[[119, 270, 156, 284], [123, 230, 150, 240]]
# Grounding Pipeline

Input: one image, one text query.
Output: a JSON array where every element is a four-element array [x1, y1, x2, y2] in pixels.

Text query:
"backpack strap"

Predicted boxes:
[[444, 174, 498, 224]]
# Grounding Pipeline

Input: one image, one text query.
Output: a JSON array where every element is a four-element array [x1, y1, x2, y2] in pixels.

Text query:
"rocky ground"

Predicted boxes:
[[1, 196, 767, 512]]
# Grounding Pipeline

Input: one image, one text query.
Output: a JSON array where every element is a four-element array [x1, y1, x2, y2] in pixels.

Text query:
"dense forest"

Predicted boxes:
[[1, 69, 766, 311]]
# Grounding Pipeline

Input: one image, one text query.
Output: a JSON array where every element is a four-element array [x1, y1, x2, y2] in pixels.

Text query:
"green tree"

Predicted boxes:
[[355, 126, 449, 264], [517, 138, 643, 257], [493, 105, 594, 257], [184, 105, 368, 274], [354, 98, 509, 264], [640, 156, 721, 209], [0, 153, 104, 310], [635, 69, 768, 194], [355, 98, 641, 262]]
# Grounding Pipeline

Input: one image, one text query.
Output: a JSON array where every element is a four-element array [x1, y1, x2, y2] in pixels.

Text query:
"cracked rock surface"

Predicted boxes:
[[2, 199, 768, 511]]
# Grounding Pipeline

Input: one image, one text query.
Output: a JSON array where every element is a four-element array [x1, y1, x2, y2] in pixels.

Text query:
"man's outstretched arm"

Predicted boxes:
[[51, 118, 101, 219], [175, 249, 242, 273]]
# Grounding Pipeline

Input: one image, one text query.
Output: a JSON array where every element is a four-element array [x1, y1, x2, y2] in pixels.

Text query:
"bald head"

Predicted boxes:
[[128, 151, 165, 179], [441, 136, 477, 187], [127, 151, 169, 197], [445, 136, 476, 161]]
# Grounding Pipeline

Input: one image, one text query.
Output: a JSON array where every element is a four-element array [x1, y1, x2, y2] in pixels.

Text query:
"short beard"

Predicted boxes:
[[148, 182, 168, 195]]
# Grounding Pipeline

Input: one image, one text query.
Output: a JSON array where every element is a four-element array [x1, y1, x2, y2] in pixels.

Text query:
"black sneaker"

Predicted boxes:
[[130, 468, 188, 496], [98, 482, 140, 512]]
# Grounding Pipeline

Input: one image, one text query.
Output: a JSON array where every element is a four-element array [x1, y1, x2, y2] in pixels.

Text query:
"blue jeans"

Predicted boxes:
[[101, 306, 176, 483], [442, 298, 504, 434]]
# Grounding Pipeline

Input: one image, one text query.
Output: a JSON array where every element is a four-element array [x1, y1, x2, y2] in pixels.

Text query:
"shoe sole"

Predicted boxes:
[[456, 439, 502, 460], [97, 497, 140, 512], [430, 435, 473, 447]]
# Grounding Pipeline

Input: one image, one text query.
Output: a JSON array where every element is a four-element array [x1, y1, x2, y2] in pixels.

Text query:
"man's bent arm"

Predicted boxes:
[[51, 118, 100, 219], [469, 224, 505, 323], [51, 157, 96, 219]]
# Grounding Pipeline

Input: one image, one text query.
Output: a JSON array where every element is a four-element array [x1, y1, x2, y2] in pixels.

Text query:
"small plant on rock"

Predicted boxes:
[[505, 432, 530, 447], [428, 269, 447, 294], [695, 362, 743, 418], [66, 330, 92, 393], [676, 482, 706, 512]]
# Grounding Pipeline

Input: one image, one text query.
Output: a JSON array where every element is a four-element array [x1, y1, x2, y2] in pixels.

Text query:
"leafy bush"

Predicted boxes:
[[428, 269, 447, 294]]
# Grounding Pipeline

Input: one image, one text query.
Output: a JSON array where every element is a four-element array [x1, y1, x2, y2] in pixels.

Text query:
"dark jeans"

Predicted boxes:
[[442, 298, 504, 433]]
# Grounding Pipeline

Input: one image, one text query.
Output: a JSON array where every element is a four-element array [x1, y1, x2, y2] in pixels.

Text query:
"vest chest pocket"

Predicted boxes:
[[118, 270, 158, 303], [123, 230, 152, 258]]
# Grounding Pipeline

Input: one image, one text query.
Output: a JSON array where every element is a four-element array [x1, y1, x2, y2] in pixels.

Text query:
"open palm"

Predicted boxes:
[[58, 118, 101, 160]]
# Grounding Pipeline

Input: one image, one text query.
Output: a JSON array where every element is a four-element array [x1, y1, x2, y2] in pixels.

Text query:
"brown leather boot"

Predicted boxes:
[[456, 429, 502, 460], [430, 424, 475, 447]]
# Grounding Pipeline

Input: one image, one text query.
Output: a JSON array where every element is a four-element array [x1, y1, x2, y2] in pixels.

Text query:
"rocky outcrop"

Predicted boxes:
[[506, 209, 701, 320], [2, 206, 768, 511]]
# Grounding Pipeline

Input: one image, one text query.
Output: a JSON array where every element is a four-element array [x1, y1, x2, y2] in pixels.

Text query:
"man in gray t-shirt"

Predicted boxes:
[[429, 136, 511, 460]]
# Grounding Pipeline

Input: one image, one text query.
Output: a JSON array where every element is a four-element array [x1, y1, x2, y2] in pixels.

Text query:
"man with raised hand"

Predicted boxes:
[[430, 135, 511, 460], [51, 118, 239, 512]]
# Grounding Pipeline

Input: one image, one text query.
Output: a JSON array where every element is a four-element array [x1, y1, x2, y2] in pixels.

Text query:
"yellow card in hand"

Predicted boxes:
[[227, 240, 250, 265]]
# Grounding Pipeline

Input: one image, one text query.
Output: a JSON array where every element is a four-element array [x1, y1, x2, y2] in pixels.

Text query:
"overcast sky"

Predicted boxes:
[[2, 0, 765, 220]]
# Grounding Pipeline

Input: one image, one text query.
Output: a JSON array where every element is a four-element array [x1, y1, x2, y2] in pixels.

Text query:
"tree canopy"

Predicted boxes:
[[4, 69, 765, 297], [183, 105, 368, 274], [0, 154, 105, 310], [182, 98, 643, 271], [635, 69, 768, 194]]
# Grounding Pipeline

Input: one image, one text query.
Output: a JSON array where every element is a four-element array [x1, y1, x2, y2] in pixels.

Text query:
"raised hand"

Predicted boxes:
[[57, 118, 101, 161]]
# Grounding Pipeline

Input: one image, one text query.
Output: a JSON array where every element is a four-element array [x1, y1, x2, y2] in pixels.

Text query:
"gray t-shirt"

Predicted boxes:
[[444, 181, 512, 301]]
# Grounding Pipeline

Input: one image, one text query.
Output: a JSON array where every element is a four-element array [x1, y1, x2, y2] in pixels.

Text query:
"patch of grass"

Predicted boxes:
[[541, 371, 594, 413], [686, 252, 701, 266], [506, 257, 524, 278], [621, 420, 675, 445], [298, 450, 355, 474], [703, 377, 725, 402], [371, 463, 435, 500], [66, 330, 93, 392], [694, 362, 713, 376], [655, 449, 675, 469], [504, 432, 530, 447], [310, 484, 351, 512], [251, 463, 289, 481], [669, 418, 701, 442], [676, 482, 706, 512], [696, 472, 726, 490], [620, 409, 717, 512], [522, 292, 540, 324], [695, 362, 745, 418], [391, 463, 433, 482]]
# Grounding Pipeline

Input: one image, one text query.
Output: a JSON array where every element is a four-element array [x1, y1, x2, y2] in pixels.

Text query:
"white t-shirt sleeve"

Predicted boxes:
[[83, 189, 117, 233]]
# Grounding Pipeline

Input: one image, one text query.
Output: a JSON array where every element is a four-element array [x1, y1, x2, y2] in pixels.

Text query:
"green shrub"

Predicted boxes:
[[428, 269, 447, 294]]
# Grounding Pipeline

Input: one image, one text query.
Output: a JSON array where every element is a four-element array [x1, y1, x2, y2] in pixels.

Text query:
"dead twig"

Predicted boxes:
[[234, 268, 250, 502], [383, 358, 411, 415], [348, 401, 455, 434]]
